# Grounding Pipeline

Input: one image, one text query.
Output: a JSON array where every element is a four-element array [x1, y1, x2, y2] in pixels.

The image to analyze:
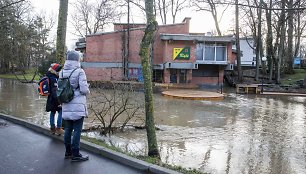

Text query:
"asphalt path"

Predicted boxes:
[[0, 119, 145, 174]]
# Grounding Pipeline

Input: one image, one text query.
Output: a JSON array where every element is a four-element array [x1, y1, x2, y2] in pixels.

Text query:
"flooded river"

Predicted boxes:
[[1, 78, 306, 174]]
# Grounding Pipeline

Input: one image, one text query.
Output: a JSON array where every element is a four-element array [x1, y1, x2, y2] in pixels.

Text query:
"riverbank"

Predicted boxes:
[[0, 69, 39, 82], [2, 68, 306, 94]]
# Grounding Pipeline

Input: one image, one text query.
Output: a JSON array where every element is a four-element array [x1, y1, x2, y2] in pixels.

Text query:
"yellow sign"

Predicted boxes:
[[173, 47, 190, 60]]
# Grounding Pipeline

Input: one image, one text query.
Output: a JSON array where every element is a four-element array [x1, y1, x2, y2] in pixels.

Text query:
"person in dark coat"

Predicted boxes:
[[46, 63, 64, 135]]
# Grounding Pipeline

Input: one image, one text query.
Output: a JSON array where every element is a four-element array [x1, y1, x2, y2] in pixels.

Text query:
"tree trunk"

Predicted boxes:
[[211, 6, 222, 36], [139, 0, 160, 158], [255, 0, 263, 81], [56, 0, 69, 64], [286, 0, 294, 74], [294, 1, 302, 58], [276, 0, 286, 83], [265, 0, 274, 82], [294, 16, 301, 58], [235, 0, 242, 82]]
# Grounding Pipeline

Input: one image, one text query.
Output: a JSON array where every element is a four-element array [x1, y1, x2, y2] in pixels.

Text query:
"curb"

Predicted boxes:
[[0, 113, 181, 174]]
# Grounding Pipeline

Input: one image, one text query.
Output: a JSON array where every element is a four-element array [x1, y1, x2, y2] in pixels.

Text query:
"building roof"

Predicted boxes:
[[160, 33, 235, 42]]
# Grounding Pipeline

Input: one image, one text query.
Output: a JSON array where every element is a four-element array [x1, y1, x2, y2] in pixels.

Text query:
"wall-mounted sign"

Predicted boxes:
[[173, 47, 190, 60]]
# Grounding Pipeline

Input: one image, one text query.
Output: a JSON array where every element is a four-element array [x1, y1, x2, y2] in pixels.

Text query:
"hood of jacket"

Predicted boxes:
[[63, 60, 81, 70]]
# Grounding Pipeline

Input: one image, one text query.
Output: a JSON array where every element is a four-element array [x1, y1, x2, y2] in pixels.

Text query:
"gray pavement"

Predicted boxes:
[[0, 114, 180, 174]]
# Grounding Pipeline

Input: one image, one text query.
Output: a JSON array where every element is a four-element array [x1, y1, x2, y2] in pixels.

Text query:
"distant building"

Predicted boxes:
[[235, 37, 256, 67], [77, 18, 236, 87]]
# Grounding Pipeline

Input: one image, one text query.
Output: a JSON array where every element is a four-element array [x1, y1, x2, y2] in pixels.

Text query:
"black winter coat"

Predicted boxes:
[[45, 71, 61, 112]]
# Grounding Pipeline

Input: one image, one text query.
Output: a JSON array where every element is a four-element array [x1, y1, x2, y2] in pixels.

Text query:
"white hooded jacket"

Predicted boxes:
[[59, 59, 90, 120]]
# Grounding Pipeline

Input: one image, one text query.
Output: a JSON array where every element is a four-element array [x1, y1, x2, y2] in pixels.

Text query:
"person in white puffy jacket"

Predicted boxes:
[[59, 50, 90, 162]]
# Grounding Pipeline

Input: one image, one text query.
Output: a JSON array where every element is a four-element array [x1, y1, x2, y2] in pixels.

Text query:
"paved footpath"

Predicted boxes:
[[0, 114, 179, 174], [0, 119, 146, 174]]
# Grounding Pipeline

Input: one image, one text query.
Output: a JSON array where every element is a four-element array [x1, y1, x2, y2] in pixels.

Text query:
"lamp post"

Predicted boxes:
[[261, 56, 267, 93]]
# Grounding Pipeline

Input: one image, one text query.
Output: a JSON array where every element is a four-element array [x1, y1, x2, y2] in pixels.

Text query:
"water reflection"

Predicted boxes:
[[1, 78, 306, 174]]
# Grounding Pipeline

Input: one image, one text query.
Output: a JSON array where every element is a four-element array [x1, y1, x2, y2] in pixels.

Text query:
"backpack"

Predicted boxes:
[[56, 68, 78, 104], [38, 76, 50, 96]]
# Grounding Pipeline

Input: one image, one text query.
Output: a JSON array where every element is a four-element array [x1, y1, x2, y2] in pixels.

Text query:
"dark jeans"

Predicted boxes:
[[64, 117, 84, 156], [49, 109, 62, 128]]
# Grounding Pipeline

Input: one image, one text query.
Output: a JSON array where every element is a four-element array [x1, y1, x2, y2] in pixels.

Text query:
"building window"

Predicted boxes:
[[196, 44, 204, 61], [216, 46, 226, 61], [196, 43, 227, 62], [204, 46, 215, 61]]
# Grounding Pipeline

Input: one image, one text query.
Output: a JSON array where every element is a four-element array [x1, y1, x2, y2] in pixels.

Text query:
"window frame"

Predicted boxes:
[[196, 42, 227, 62]]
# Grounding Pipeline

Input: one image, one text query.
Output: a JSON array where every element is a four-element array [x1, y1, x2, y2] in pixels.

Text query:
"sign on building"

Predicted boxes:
[[173, 47, 190, 60]]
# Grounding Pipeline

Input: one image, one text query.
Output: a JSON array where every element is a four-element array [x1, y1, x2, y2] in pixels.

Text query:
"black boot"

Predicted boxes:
[[65, 145, 72, 159], [71, 148, 89, 162]]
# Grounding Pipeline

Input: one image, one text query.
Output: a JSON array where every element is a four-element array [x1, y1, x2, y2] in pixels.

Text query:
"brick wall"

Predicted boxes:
[[85, 67, 122, 81], [227, 44, 235, 64], [86, 32, 123, 63], [191, 77, 221, 85], [114, 23, 146, 31], [191, 68, 224, 85]]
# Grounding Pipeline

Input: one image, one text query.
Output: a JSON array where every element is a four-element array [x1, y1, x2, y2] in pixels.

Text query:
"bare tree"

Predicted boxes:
[[170, 0, 188, 23], [156, 0, 168, 24], [128, 0, 188, 24], [0, 0, 26, 10], [71, 0, 124, 37], [88, 83, 145, 135], [293, 0, 306, 57], [264, 0, 274, 82], [191, 0, 230, 36]]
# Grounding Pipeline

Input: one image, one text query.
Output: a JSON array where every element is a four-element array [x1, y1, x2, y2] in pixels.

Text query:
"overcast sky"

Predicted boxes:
[[30, 0, 234, 49]]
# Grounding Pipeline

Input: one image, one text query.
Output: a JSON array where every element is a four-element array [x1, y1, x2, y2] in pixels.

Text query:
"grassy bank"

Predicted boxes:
[[81, 136, 205, 174], [0, 69, 40, 81], [280, 69, 306, 85]]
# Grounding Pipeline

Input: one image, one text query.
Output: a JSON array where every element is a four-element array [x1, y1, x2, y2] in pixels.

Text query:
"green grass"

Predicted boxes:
[[280, 69, 306, 85], [0, 69, 40, 81], [81, 136, 206, 174]]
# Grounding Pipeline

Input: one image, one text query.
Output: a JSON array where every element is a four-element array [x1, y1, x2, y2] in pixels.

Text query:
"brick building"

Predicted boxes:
[[78, 17, 235, 87]]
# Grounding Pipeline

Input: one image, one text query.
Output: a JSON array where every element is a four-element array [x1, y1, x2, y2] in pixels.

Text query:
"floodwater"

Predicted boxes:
[[1, 78, 306, 174]]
